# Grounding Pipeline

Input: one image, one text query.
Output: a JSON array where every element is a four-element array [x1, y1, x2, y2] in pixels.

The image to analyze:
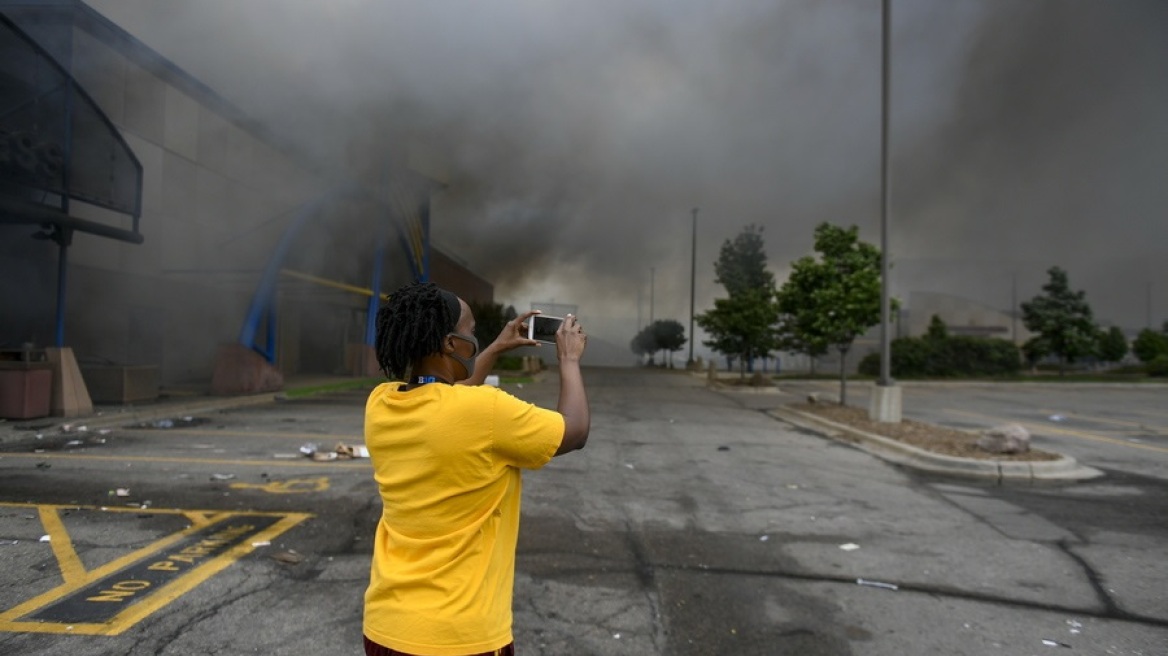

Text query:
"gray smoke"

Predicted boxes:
[[86, 0, 1168, 348]]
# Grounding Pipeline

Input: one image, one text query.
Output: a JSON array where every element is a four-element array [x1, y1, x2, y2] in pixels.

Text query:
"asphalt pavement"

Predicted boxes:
[[0, 370, 1165, 655]]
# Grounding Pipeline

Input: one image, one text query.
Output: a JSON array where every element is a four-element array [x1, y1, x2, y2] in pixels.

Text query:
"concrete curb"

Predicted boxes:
[[769, 405, 1104, 484], [0, 392, 283, 440]]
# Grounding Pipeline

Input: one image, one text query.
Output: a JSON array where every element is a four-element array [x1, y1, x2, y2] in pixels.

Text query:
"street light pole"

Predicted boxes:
[[870, 0, 902, 422], [689, 207, 698, 367]]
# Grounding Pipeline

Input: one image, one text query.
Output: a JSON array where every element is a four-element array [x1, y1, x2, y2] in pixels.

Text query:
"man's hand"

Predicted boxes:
[[492, 310, 541, 353]]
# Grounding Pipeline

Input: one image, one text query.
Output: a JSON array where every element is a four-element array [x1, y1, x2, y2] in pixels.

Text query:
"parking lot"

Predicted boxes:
[[1, 371, 1166, 655]]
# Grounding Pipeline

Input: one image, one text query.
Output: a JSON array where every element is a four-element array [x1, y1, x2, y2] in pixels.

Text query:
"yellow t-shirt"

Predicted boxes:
[[363, 381, 564, 656]]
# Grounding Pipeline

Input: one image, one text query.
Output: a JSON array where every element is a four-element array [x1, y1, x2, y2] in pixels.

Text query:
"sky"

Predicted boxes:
[[87, 0, 1168, 360]]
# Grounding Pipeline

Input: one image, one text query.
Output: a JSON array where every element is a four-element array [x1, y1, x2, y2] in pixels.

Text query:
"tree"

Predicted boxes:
[[1020, 267, 1097, 375], [469, 301, 517, 346], [652, 319, 687, 368], [630, 320, 688, 367], [1132, 328, 1168, 364], [697, 225, 781, 377], [776, 223, 883, 405], [697, 287, 781, 376], [1097, 326, 1129, 365], [714, 224, 775, 296]]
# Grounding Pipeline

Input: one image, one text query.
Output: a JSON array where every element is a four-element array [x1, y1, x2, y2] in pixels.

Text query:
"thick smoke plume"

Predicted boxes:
[[87, 0, 1168, 351]]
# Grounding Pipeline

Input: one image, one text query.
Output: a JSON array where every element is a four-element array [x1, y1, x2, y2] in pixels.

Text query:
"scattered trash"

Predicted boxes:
[[759, 535, 769, 542], [624, 463, 635, 470], [35, 462, 50, 470], [839, 543, 860, 551], [1067, 620, 1082, 635], [299, 443, 319, 456], [39, 535, 51, 543], [112, 488, 130, 497], [312, 451, 338, 462], [856, 578, 898, 591], [77, 426, 88, 432], [251, 540, 271, 547], [210, 474, 236, 481], [155, 419, 174, 428], [271, 550, 304, 564], [613, 633, 621, 640], [1041, 639, 1072, 648], [61, 423, 74, 432], [484, 375, 500, 387], [1049, 415, 1065, 422], [334, 443, 369, 459], [0, 540, 18, 545], [97, 429, 112, 435], [64, 440, 83, 447], [516, 383, 524, 389]]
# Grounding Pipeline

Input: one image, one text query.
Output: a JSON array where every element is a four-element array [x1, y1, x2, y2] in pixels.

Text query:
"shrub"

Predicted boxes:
[[1147, 356, 1168, 377], [860, 334, 1021, 378], [494, 355, 524, 371]]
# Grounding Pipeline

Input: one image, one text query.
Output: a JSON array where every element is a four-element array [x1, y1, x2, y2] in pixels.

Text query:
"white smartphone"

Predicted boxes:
[[527, 315, 564, 344]]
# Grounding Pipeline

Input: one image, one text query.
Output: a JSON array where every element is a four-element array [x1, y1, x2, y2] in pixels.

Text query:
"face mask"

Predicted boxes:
[[448, 332, 479, 379]]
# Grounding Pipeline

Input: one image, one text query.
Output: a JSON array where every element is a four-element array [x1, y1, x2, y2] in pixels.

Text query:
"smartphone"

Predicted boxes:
[[527, 315, 564, 344]]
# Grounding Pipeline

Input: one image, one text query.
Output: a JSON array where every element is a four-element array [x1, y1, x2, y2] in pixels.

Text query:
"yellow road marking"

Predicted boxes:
[[0, 452, 368, 468], [38, 507, 86, 585], [944, 409, 1168, 454], [0, 504, 311, 635], [127, 427, 362, 442], [230, 477, 330, 494]]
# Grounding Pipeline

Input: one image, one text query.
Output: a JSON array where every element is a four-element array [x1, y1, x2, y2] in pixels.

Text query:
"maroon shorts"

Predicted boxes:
[[363, 636, 515, 656]]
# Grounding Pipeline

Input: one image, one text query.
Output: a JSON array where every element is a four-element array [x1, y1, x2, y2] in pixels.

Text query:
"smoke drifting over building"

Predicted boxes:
[[87, 0, 1168, 346]]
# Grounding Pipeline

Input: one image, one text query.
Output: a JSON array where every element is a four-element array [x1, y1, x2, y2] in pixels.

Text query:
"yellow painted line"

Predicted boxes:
[[0, 452, 369, 468], [123, 427, 362, 441], [0, 504, 311, 635], [944, 409, 1168, 455], [0, 511, 217, 626], [230, 477, 330, 494], [38, 507, 87, 585], [96, 513, 311, 636]]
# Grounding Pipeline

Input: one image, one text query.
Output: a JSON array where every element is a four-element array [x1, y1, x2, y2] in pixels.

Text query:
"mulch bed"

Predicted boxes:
[[792, 403, 1061, 462]]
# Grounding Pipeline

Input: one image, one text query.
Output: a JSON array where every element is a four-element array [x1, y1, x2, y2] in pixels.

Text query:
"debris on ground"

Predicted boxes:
[[271, 549, 304, 564], [210, 474, 236, 481], [856, 578, 898, 591], [839, 543, 860, 551]]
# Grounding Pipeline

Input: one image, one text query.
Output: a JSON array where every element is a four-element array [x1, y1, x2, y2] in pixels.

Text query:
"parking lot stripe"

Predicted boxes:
[[37, 507, 86, 585], [0, 505, 311, 635], [0, 452, 369, 468]]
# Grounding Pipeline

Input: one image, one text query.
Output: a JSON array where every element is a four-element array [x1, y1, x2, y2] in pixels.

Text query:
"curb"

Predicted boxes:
[[769, 406, 1104, 484]]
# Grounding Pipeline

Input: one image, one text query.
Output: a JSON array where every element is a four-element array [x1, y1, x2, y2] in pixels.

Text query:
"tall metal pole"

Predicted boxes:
[[877, 0, 892, 386], [649, 267, 655, 325], [689, 207, 698, 366]]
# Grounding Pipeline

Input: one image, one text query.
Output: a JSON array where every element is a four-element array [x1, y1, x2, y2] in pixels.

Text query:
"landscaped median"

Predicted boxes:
[[769, 404, 1104, 484]]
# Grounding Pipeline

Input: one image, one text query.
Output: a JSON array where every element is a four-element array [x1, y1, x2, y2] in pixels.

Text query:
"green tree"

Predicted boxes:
[[652, 319, 687, 368], [1020, 267, 1097, 375], [1132, 328, 1168, 364], [925, 315, 949, 341], [629, 326, 655, 364], [1097, 326, 1129, 365], [713, 224, 775, 296], [469, 301, 517, 346], [776, 223, 884, 405], [697, 225, 781, 376], [697, 287, 780, 376]]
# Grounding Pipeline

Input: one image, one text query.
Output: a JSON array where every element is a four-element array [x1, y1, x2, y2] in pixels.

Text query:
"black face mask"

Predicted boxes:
[[448, 332, 479, 379]]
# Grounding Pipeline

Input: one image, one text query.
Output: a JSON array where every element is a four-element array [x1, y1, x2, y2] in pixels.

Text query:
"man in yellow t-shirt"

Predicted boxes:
[[363, 282, 589, 656]]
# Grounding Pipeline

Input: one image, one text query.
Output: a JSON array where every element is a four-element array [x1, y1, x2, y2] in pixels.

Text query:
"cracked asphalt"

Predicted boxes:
[[1, 369, 1165, 655]]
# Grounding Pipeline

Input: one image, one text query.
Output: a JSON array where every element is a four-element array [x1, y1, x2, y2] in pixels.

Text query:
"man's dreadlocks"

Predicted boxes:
[[375, 282, 459, 380]]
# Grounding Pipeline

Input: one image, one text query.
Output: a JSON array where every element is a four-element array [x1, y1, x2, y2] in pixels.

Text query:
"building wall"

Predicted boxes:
[[0, 3, 430, 384]]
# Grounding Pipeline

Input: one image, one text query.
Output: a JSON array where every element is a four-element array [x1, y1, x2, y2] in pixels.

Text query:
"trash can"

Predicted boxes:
[[0, 350, 53, 419]]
